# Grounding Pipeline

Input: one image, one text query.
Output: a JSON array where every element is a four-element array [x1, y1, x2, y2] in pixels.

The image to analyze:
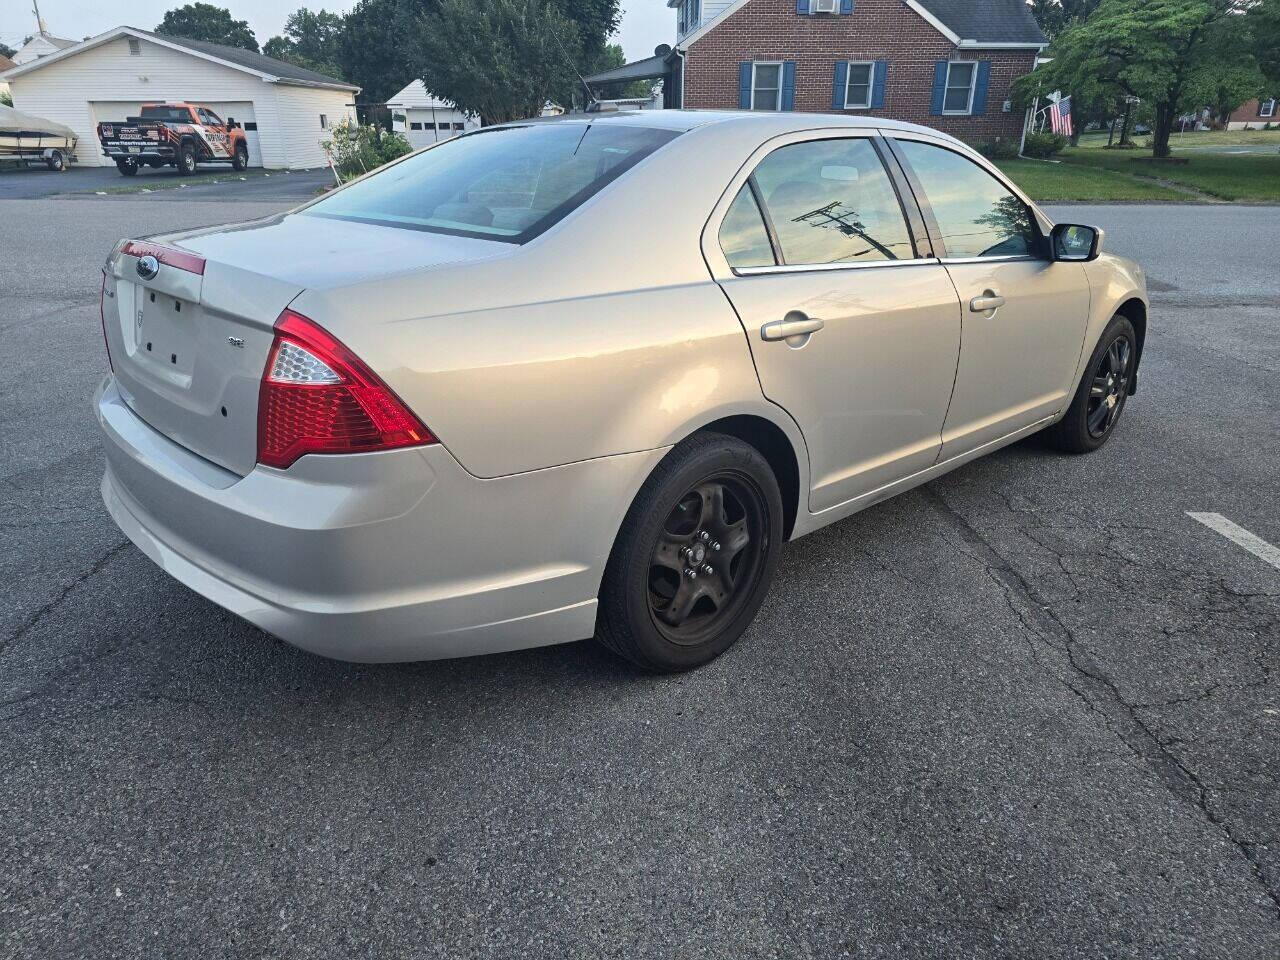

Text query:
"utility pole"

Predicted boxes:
[[32, 0, 50, 36]]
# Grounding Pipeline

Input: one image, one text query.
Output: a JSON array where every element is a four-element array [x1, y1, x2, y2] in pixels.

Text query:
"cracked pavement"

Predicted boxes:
[[1, 197, 1277, 958]]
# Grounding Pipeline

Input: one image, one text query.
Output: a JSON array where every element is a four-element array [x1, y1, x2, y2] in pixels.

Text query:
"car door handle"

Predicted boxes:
[[761, 314, 825, 344], [969, 292, 1006, 313]]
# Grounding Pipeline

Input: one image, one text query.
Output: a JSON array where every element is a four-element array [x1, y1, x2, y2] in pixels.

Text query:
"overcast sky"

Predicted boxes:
[[2, 1, 674, 63]]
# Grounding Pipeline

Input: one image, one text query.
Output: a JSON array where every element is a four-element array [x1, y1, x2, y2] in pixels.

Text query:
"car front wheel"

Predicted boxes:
[[1047, 314, 1136, 453], [596, 432, 784, 671], [232, 144, 248, 171]]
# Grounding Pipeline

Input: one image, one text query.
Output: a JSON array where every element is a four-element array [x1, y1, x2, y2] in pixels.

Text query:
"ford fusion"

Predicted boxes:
[[96, 111, 1148, 671]]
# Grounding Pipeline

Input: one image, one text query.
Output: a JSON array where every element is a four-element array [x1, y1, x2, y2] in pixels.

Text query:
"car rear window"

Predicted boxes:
[[303, 122, 680, 243], [139, 106, 193, 122]]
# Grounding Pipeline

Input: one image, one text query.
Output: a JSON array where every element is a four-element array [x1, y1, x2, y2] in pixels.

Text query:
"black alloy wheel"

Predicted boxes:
[[647, 473, 768, 646], [596, 432, 784, 672], [1046, 313, 1137, 453], [1086, 334, 1132, 439]]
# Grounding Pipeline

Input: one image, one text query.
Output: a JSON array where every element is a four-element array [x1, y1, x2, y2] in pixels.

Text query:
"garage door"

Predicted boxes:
[[88, 100, 261, 168]]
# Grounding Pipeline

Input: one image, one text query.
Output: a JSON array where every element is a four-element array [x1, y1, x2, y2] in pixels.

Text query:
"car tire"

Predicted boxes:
[[178, 144, 197, 175], [1046, 314, 1137, 454], [596, 432, 784, 672], [116, 158, 138, 177], [232, 144, 248, 171], [46, 150, 65, 172]]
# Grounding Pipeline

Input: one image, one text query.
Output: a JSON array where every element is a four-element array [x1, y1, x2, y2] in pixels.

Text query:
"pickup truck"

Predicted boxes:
[[97, 102, 249, 176]]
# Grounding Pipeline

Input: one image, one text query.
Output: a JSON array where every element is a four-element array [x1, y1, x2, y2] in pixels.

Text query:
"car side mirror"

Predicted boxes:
[[1052, 223, 1102, 262], [227, 117, 237, 128]]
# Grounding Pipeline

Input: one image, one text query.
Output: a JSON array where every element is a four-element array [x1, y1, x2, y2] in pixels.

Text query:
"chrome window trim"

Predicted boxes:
[[939, 255, 1042, 265], [732, 257, 939, 277]]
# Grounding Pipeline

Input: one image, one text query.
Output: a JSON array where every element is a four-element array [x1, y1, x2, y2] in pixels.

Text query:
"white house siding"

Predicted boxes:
[[6, 34, 352, 168], [268, 84, 355, 169]]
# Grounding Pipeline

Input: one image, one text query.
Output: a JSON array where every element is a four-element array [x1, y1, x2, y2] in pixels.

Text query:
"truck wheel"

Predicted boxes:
[[231, 143, 248, 171], [46, 150, 66, 172], [178, 144, 197, 175], [116, 158, 139, 177]]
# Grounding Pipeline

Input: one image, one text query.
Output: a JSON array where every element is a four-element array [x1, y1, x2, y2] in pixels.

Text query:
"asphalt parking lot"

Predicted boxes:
[[1, 192, 1278, 958]]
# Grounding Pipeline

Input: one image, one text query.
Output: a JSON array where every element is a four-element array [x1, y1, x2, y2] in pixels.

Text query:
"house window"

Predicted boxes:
[[943, 61, 976, 115], [843, 61, 874, 109], [320, 114, 329, 130], [410, 122, 423, 130], [678, 0, 700, 34], [1261, 99, 1277, 118], [127, 38, 141, 56], [751, 62, 783, 111], [453, 122, 465, 130]]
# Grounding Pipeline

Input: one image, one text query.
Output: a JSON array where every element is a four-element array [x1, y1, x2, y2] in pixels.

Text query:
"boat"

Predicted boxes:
[[0, 104, 78, 170]]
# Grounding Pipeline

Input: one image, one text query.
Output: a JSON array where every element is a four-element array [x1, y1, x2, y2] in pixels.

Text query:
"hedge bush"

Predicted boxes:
[[321, 119, 412, 181], [1022, 132, 1068, 158]]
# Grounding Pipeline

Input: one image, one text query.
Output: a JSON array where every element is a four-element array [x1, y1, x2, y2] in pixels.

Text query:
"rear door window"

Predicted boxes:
[[751, 138, 915, 265], [304, 122, 679, 243]]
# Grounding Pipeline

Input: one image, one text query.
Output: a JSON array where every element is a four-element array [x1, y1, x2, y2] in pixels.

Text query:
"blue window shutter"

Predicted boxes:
[[872, 59, 888, 109], [796, 0, 809, 14], [972, 61, 991, 115], [840, 0, 854, 13], [930, 60, 948, 115], [832, 61, 849, 109], [739, 62, 753, 109], [782, 61, 797, 111]]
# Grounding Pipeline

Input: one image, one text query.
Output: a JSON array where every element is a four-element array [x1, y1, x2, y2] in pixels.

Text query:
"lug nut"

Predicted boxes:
[[702, 564, 714, 575], [685, 568, 697, 579], [700, 531, 711, 542], [711, 541, 721, 551]]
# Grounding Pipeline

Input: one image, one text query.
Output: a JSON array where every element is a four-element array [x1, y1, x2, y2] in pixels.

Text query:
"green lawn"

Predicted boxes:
[[1075, 128, 1280, 149], [1059, 147, 1280, 202], [993, 157, 1186, 202]]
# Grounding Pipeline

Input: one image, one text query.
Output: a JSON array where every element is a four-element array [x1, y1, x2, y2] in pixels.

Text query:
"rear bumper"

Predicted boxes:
[[102, 142, 176, 161], [96, 376, 665, 662]]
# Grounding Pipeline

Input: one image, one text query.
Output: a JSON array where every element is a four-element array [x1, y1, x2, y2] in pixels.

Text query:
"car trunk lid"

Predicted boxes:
[[102, 217, 512, 476], [104, 241, 302, 476]]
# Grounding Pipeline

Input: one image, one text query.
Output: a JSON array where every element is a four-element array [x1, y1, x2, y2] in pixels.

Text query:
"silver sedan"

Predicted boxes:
[[96, 111, 1148, 670]]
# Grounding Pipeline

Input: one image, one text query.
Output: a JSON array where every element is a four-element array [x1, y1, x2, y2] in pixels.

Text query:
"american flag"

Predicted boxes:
[[1050, 95, 1074, 136]]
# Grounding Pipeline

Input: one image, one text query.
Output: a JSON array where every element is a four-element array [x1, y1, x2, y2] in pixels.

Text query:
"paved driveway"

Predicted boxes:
[[1, 198, 1278, 958], [0, 164, 332, 201]]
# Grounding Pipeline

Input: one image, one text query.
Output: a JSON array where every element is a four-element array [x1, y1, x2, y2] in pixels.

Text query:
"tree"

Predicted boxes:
[[155, 3, 259, 52], [264, 7, 346, 78], [0, 41, 16, 58], [341, 0, 619, 114], [340, 0, 425, 104], [1249, 0, 1280, 85], [417, 0, 582, 123], [1015, 0, 1262, 157], [1029, 0, 1103, 39]]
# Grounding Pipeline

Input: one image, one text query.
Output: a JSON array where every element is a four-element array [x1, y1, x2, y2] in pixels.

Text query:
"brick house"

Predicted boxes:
[[587, 0, 1046, 143], [1224, 96, 1278, 129]]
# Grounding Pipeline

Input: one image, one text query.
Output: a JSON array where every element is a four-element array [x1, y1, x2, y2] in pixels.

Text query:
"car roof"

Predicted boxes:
[[520, 109, 967, 147]]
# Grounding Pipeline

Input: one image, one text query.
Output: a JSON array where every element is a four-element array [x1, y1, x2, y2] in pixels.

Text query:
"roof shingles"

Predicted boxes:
[[916, 0, 1046, 45], [137, 28, 356, 88]]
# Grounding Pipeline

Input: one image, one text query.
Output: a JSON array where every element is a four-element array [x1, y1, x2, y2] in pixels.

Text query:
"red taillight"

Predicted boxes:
[[99, 269, 113, 372], [256, 309, 435, 469], [122, 240, 206, 276]]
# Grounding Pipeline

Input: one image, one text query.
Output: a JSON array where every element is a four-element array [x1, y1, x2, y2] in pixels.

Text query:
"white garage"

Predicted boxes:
[[0, 26, 359, 169]]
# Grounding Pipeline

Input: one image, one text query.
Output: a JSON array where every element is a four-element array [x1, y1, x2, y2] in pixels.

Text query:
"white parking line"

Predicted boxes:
[[1187, 512, 1280, 571]]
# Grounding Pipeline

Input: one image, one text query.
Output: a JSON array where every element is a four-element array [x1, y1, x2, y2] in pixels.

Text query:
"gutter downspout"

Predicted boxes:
[[674, 46, 686, 110]]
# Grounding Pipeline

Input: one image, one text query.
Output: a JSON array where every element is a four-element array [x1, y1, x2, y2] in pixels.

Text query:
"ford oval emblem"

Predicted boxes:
[[136, 255, 160, 280]]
